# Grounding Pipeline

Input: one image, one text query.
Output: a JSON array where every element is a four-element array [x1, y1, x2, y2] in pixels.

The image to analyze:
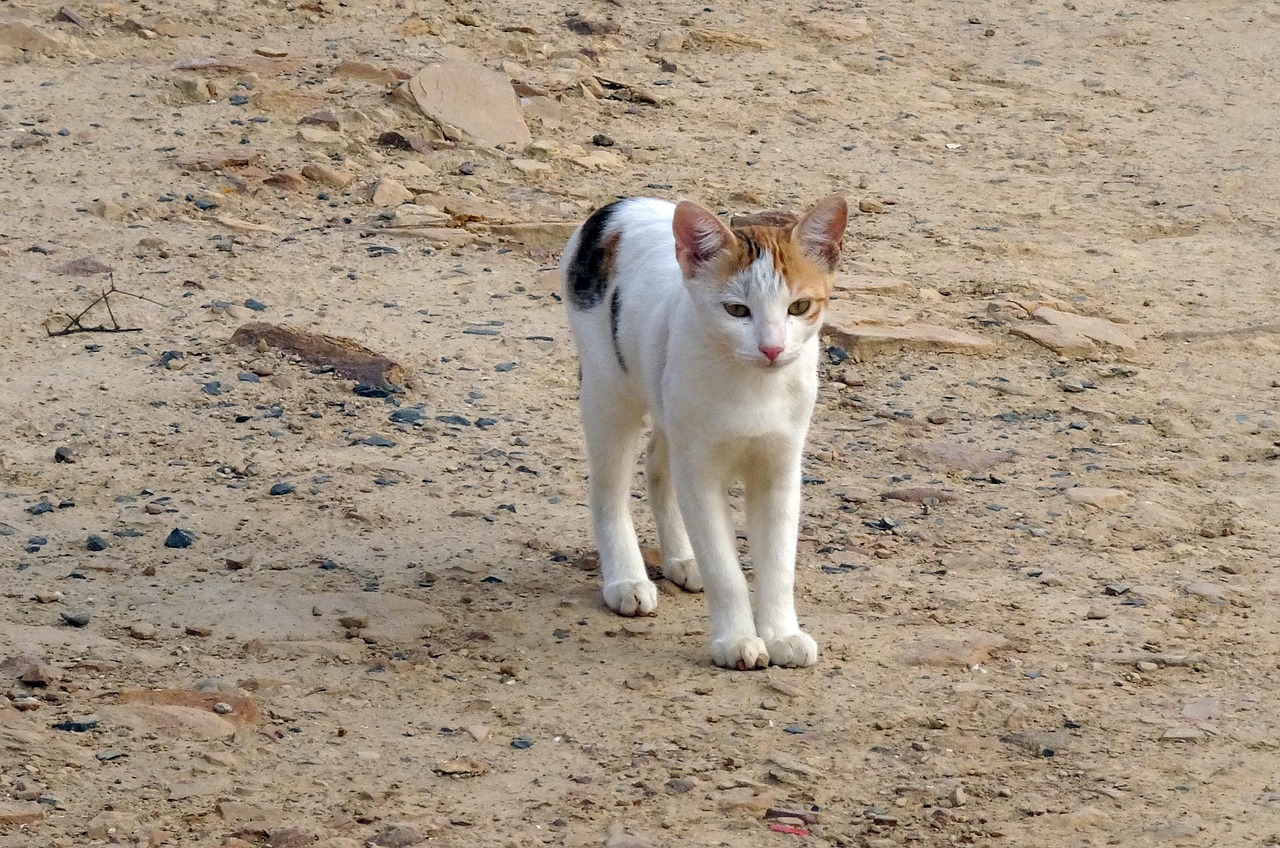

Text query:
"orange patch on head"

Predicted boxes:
[[721, 222, 834, 321]]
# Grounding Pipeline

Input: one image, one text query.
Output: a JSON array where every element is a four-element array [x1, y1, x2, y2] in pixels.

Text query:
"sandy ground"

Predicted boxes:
[[2, 0, 1279, 846]]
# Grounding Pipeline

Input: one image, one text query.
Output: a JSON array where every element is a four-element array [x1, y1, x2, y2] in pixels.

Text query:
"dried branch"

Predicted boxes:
[[45, 275, 166, 337]]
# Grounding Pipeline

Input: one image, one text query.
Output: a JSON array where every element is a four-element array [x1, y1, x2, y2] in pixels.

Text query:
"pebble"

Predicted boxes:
[[368, 824, 424, 847], [269, 482, 296, 496], [858, 198, 887, 214], [85, 534, 108, 551], [27, 500, 54, 516], [164, 528, 197, 549], [371, 178, 413, 208], [362, 435, 396, 447], [1136, 660, 1158, 673], [127, 623, 158, 641], [61, 610, 91, 627], [54, 446, 75, 463]]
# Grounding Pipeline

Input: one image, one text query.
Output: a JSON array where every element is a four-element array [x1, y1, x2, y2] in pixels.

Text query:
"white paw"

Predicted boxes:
[[663, 557, 703, 592], [763, 631, 819, 668], [603, 580, 659, 617], [710, 636, 770, 670]]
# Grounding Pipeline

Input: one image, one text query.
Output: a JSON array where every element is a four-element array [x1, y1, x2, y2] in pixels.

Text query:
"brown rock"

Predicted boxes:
[[858, 198, 887, 214], [230, 323, 411, 388], [176, 148, 262, 171], [298, 110, 340, 130], [86, 811, 142, 841], [566, 18, 621, 35], [264, 169, 308, 192], [333, 58, 396, 86], [407, 60, 532, 148], [655, 30, 686, 51], [301, 163, 354, 189], [172, 56, 301, 77], [371, 178, 413, 208], [171, 75, 217, 102], [267, 826, 315, 848], [0, 801, 45, 826], [0, 655, 60, 687], [822, 322, 996, 359], [54, 256, 113, 276]]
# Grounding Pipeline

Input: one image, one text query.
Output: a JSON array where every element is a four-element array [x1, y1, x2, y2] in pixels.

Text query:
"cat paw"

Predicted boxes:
[[710, 636, 770, 670], [663, 557, 703, 592], [763, 632, 819, 668], [603, 580, 659, 617]]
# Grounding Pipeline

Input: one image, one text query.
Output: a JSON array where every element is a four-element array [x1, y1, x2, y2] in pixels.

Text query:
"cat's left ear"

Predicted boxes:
[[793, 195, 848, 271]]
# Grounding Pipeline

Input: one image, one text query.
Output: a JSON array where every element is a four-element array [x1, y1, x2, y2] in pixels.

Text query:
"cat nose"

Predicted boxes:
[[759, 345, 783, 362]]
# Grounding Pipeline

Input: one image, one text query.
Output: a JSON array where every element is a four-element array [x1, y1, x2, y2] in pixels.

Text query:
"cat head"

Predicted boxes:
[[672, 195, 847, 369]]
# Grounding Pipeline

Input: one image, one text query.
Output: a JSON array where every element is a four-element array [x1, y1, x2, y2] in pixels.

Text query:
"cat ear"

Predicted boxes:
[[793, 195, 848, 271], [672, 200, 734, 278]]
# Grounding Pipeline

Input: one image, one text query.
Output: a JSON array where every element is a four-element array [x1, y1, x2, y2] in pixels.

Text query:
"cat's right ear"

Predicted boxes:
[[672, 200, 734, 278]]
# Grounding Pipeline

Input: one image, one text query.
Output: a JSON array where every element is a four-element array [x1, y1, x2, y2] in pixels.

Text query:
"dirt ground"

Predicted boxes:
[[2, 0, 1279, 846]]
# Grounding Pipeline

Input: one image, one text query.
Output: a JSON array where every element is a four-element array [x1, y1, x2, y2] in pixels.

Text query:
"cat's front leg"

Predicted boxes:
[[745, 446, 819, 668], [672, 453, 766, 669]]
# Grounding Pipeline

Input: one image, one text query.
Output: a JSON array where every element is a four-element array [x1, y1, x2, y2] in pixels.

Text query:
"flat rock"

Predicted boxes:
[[99, 704, 238, 739], [252, 89, 328, 115], [822, 322, 995, 359], [0, 800, 45, 825], [489, 221, 579, 250], [1, 654, 61, 686], [1064, 487, 1129, 510], [1015, 307, 1143, 358], [177, 148, 262, 171], [903, 441, 1014, 472], [333, 58, 397, 86], [798, 17, 873, 41], [408, 60, 531, 147], [230, 323, 410, 388], [0, 23, 68, 56], [264, 169, 307, 191], [904, 631, 1010, 667]]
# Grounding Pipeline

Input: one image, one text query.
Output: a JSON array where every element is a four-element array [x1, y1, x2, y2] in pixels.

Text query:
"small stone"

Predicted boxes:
[[1136, 660, 1158, 673], [823, 323, 996, 359], [269, 482, 296, 496], [54, 445, 75, 463], [185, 625, 213, 637], [433, 756, 488, 778], [655, 30, 686, 50], [925, 408, 950, 425], [566, 17, 621, 35], [950, 785, 967, 807], [371, 178, 413, 207], [338, 613, 369, 630], [85, 533, 108, 551], [165, 528, 197, 548], [213, 701, 233, 714], [61, 610, 91, 627], [264, 169, 308, 192], [665, 777, 696, 794], [592, 133, 615, 147], [27, 500, 54, 516], [858, 198, 886, 214], [128, 623, 158, 641], [1085, 607, 1110, 620], [302, 162, 354, 189]]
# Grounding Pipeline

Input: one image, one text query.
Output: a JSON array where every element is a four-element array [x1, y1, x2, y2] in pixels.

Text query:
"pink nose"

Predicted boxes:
[[759, 345, 783, 362]]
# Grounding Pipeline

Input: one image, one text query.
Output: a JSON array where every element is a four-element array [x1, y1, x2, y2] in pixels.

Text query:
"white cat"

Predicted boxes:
[[559, 195, 847, 669]]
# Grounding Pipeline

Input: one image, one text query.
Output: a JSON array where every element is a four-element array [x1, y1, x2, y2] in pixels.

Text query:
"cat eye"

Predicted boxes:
[[724, 303, 750, 318], [787, 299, 813, 316]]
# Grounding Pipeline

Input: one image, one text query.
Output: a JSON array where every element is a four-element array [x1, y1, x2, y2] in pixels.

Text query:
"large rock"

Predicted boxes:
[[407, 60, 531, 148], [822, 322, 995, 359], [0, 23, 68, 56]]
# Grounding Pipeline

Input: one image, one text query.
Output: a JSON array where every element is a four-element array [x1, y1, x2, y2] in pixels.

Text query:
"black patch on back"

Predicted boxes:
[[609, 287, 627, 372], [567, 200, 624, 310]]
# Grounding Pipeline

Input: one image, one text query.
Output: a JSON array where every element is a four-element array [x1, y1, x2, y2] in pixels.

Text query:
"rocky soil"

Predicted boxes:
[[1, 1, 1279, 846]]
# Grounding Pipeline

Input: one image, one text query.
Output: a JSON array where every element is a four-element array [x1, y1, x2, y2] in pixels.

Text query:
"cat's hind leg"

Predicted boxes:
[[581, 377, 657, 617], [645, 430, 702, 592]]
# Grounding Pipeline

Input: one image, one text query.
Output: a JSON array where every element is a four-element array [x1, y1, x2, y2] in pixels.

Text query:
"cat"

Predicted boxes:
[[559, 194, 847, 669]]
